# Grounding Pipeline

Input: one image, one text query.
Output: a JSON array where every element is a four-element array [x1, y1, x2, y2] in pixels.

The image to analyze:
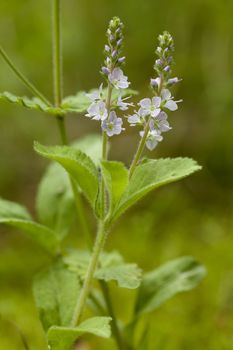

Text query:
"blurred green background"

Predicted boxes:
[[0, 0, 233, 349]]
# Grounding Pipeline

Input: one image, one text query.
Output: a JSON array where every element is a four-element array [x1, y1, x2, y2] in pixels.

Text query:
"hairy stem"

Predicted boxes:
[[51, 6, 125, 346], [71, 221, 108, 325], [0, 46, 50, 105], [72, 83, 114, 325]]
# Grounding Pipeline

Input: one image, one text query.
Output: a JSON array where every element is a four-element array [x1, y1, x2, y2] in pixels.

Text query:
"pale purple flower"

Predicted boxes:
[[105, 45, 110, 52], [101, 67, 110, 75], [108, 68, 130, 89], [117, 94, 133, 111], [138, 96, 161, 118], [86, 84, 103, 102], [161, 89, 179, 111], [153, 111, 171, 132], [140, 129, 163, 151], [101, 111, 124, 136], [85, 100, 108, 121], [150, 77, 161, 88], [112, 50, 118, 58], [164, 65, 170, 72], [118, 56, 126, 63], [128, 108, 145, 126], [167, 77, 180, 86]]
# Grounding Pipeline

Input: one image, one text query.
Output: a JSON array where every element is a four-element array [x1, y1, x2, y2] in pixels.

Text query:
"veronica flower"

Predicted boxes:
[[153, 111, 171, 132], [138, 96, 161, 118], [108, 68, 130, 89], [128, 108, 145, 126], [117, 94, 133, 111], [85, 100, 108, 120], [161, 89, 179, 111], [140, 129, 163, 151], [86, 84, 104, 102], [101, 111, 124, 136]]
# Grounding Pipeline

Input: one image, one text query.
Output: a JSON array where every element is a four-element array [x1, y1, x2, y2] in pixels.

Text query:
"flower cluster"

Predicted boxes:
[[127, 31, 181, 150], [85, 17, 131, 137]]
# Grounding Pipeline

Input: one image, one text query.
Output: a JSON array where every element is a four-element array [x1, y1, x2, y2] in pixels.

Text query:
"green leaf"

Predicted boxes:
[[61, 87, 138, 114], [36, 162, 74, 240], [0, 92, 65, 116], [34, 142, 99, 207], [134, 256, 207, 316], [112, 158, 202, 221], [36, 135, 102, 239], [64, 250, 142, 289], [61, 91, 91, 113], [33, 260, 81, 331], [101, 161, 128, 215], [0, 198, 59, 253], [47, 317, 112, 350]]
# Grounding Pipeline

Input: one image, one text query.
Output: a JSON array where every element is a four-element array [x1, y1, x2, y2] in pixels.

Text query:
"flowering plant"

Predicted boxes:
[[0, 3, 206, 350]]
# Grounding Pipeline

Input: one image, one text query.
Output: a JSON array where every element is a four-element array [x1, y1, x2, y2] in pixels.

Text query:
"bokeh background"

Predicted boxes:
[[0, 0, 233, 349]]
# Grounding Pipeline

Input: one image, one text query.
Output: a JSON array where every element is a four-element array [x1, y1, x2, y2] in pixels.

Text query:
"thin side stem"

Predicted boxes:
[[101, 83, 112, 216], [0, 46, 50, 105], [100, 281, 126, 350], [52, 0, 93, 247], [129, 120, 150, 178], [71, 221, 108, 325], [129, 76, 164, 178], [52, 0, 63, 107]]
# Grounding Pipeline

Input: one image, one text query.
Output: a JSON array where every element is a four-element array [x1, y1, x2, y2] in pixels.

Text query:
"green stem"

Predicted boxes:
[[100, 281, 126, 350], [52, 0, 63, 107], [52, 0, 92, 248], [129, 120, 150, 178], [71, 221, 108, 325], [100, 83, 112, 216], [129, 76, 164, 178], [0, 46, 50, 105]]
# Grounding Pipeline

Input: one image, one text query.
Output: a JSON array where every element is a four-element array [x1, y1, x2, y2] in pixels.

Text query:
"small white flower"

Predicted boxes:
[[109, 68, 130, 89], [85, 100, 108, 121], [128, 108, 145, 126], [140, 129, 163, 151], [138, 96, 161, 118], [161, 89, 179, 111], [150, 77, 161, 88], [101, 111, 124, 136], [86, 84, 104, 102], [117, 94, 133, 111], [153, 111, 171, 133]]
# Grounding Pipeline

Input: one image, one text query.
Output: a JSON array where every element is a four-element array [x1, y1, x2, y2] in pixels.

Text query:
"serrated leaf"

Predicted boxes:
[[34, 142, 99, 207], [112, 158, 202, 221], [101, 161, 128, 215], [0, 198, 59, 253], [47, 317, 112, 350], [135, 256, 207, 316], [64, 250, 142, 289], [36, 135, 102, 239], [33, 260, 81, 331], [0, 92, 65, 116], [61, 87, 138, 114]]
